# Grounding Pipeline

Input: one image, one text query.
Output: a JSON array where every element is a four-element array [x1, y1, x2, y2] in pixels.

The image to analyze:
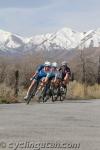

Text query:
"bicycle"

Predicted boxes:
[[52, 79, 67, 102], [38, 79, 67, 103], [38, 81, 54, 103]]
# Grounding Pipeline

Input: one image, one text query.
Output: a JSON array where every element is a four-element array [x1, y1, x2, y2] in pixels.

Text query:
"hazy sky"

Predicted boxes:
[[0, 0, 100, 37]]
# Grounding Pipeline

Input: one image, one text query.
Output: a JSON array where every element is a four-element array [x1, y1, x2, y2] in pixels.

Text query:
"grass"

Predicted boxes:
[[0, 82, 100, 104], [0, 84, 20, 104], [87, 84, 100, 99], [67, 81, 100, 99]]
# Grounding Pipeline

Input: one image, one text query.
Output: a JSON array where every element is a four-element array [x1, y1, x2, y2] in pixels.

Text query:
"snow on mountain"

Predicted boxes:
[[27, 27, 84, 50], [47, 28, 84, 49], [0, 27, 100, 54], [78, 28, 100, 49], [0, 29, 26, 52]]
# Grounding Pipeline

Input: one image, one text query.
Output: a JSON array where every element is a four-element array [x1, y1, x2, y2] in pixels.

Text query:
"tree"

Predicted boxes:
[[97, 56, 100, 84]]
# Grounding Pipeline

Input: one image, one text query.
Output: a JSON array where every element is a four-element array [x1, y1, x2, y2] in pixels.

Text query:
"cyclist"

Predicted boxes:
[[51, 62, 58, 80], [35, 62, 57, 96], [24, 61, 51, 100], [51, 62, 66, 100], [59, 61, 71, 88], [41, 62, 61, 85], [50, 62, 62, 84]]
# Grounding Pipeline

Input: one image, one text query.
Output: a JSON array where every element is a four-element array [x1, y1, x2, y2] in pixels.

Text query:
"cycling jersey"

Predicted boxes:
[[34, 68, 52, 81], [55, 70, 62, 79], [36, 64, 44, 74], [34, 65, 62, 81], [47, 69, 62, 81], [38, 69, 49, 78], [59, 66, 71, 80]]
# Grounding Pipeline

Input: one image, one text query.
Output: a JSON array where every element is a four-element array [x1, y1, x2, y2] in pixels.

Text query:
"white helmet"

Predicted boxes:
[[52, 62, 58, 68], [44, 61, 51, 67], [61, 61, 67, 66]]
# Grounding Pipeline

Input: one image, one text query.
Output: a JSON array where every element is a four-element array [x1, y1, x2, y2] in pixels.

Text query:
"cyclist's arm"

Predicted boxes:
[[42, 72, 51, 84], [54, 72, 58, 81], [64, 72, 69, 80], [66, 66, 71, 75], [30, 72, 38, 81], [30, 64, 44, 80], [64, 68, 71, 81]]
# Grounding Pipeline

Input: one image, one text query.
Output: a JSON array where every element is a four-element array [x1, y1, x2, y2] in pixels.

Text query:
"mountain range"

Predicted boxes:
[[0, 27, 100, 55]]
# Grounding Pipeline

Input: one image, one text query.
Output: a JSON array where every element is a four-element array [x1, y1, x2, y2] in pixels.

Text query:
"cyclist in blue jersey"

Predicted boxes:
[[24, 61, 51, 100], [40, 62, 59, 84], [35, 62, 59, 96]]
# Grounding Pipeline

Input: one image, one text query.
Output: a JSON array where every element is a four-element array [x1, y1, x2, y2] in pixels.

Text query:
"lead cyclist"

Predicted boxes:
[[24, 61, 51, 100], [35, 62, 59, 97]]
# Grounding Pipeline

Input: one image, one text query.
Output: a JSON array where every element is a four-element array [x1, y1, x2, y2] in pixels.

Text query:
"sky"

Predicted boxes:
[[0, 0, 100, 37]]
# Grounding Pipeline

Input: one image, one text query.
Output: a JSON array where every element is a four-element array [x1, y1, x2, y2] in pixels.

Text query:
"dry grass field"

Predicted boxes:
[[0, 81, 100, 103]]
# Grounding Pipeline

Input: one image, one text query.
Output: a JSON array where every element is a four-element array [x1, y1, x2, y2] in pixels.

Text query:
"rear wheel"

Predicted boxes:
[[60, 85, 67, 101], [52, 87, 59, 102]]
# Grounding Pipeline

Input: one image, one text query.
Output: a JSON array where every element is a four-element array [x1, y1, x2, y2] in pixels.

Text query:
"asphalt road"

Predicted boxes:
[[0, 100, 100, 150]]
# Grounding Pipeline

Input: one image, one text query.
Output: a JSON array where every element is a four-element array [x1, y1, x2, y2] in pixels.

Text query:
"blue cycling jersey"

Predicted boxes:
[[34, 64, 57, 80], [36, 64, 44, 73], [38, 69, 48, 78], [36, 69, 55, 80], [47, 72, 55, 79]]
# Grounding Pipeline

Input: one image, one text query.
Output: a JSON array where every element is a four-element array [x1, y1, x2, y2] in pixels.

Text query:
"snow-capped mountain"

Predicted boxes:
[[27, 28, 84, 51], [77, 28, 100, 49], [0, 29, 26, 51], [0, 27, 100, 54]]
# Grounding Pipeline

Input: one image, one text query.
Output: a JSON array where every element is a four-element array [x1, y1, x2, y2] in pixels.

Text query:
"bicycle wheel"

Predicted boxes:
[[62, 85, 67, 100], [52, 86, 59, 102], [39, 82, 52, 103], [60, 85, 68, 101], [43, 84, 50, 103], [38, 87, 46, 103], [53, 86, 64, 102], [26, 81, 38, 104], [50, 88, 54, 102], [59, 92, 64, 101]]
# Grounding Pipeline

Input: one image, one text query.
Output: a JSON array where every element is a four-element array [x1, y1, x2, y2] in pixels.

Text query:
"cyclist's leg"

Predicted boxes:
[[39, 76, 50, 89], [61, 75, 69, 98], [63, 73, 70, 85], [36, 77, 45, 91], [35, 77, 50, 103], [24, 74, 40, 99]]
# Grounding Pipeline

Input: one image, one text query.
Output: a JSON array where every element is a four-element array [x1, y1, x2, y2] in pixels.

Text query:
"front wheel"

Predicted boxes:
[[38, 83, 51, 103], [26, 81, 38, 104]]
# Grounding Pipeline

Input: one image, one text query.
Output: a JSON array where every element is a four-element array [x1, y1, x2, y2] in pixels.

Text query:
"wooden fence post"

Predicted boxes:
[[14, 70, 19, 97]]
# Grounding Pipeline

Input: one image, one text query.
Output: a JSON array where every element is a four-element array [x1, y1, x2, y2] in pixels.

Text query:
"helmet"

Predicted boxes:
[[61, 61, 67, 66], [44, 61, 51, 67], [52, 62, 58, 68]]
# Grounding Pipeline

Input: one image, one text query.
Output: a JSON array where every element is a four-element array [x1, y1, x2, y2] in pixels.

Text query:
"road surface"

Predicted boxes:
[[0, 100, 100, 150]]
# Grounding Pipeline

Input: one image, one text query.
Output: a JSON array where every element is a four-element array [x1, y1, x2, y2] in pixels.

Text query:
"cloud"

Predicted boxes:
[[0, 0, 54, 8], [0, 0, 100, 36]]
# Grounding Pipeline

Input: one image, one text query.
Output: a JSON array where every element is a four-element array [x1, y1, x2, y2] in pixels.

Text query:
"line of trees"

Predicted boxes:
[[0, 51, 100, 90], [70, 50, 100, 85]]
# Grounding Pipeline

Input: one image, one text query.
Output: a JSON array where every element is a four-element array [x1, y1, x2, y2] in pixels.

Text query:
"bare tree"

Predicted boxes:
[[80, 50, 87, 96], [97, 56, 100, 84]]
